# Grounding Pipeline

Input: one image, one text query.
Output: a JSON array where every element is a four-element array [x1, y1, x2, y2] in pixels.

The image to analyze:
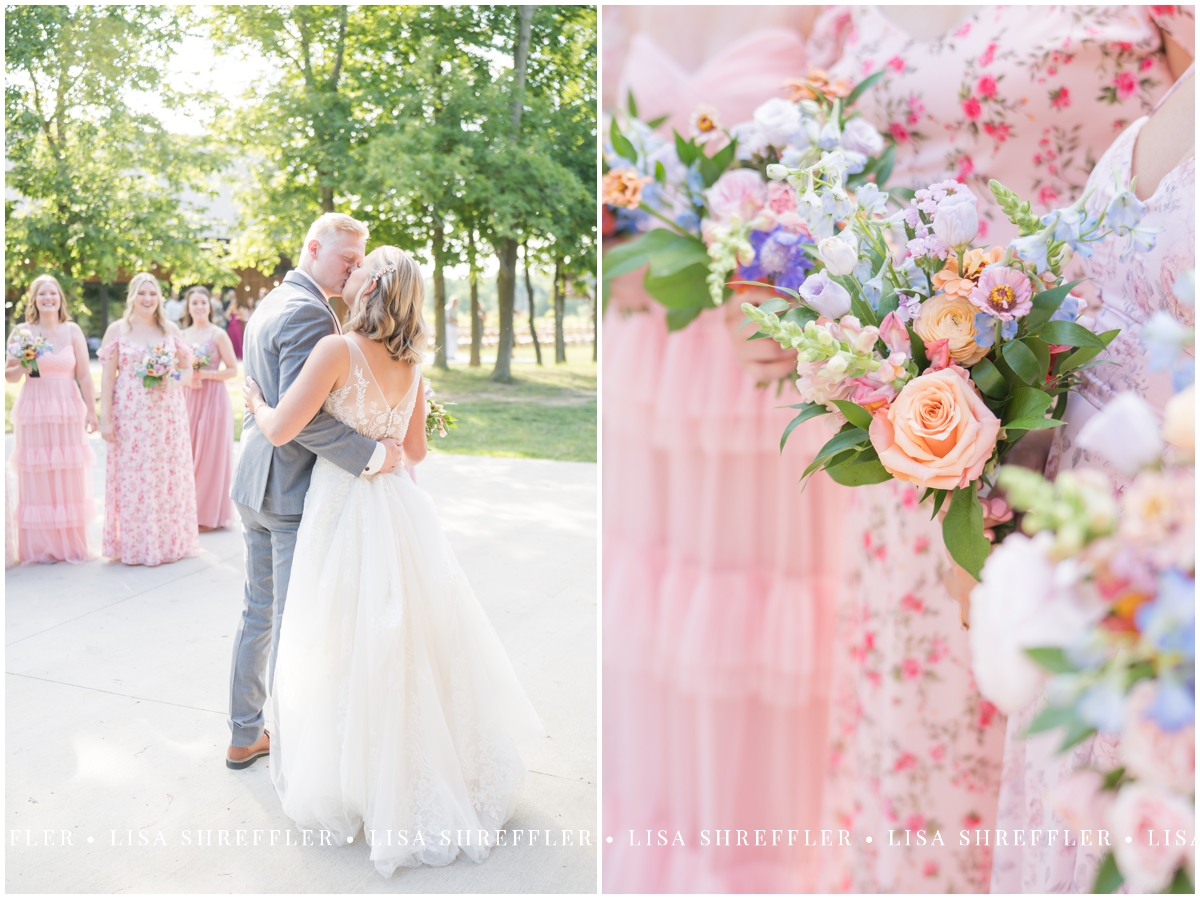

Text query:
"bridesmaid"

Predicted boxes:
[[991, 65, 1195, 894], [807, 6, 1191, 892], [180, 286, 237, 531], [602, 7, 844, 893], [5, 274, 97, 564], [98, 273, 200, 566], [225, 292, 247, 360]]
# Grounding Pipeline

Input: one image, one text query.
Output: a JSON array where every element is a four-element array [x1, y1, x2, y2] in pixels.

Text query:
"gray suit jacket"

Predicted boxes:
[[231, 271, 376, 515]]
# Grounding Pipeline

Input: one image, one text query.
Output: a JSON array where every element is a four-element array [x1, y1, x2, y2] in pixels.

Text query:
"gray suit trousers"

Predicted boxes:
[[228, 500, 302, 748]]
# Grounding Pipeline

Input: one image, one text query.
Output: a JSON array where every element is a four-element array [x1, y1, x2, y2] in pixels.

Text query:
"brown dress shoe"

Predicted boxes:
[[226, 730, 270, 770]]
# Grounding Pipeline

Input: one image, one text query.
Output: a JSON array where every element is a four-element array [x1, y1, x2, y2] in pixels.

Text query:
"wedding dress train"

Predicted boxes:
[[269, 336, 543, 877]]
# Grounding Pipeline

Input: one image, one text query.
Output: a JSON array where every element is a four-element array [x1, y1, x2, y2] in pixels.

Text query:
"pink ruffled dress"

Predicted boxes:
[[184, 338, 236, 530], [992, 67, 1196, 894], [9, 340, 95, 564], [603, 28, 850, 893], [99, 334, 199, 566], [807, 6, 1186, 892]]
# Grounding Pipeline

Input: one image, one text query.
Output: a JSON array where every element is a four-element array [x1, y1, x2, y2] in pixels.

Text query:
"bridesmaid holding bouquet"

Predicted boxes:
[[5, 274, 97, 564], [98, 273, 199, 566], [180, 286, 237, 531]]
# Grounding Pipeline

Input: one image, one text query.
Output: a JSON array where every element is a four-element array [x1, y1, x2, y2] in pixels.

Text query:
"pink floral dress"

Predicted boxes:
[[807, 6, 1189, 892], [98, 333, 199, 566], [992, 67, 1196, 894]]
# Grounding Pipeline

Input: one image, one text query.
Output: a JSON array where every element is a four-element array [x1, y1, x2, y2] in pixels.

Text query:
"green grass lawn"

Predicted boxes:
[[6, 343, 597, 463], [424, 344, 597, 462]]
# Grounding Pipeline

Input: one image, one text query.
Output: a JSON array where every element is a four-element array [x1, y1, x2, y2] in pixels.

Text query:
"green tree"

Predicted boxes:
[[5, 5, 227, 328]]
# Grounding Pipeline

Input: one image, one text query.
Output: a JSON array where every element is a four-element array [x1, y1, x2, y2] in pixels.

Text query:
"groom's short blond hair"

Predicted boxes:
[[299, 213, 369, 258]]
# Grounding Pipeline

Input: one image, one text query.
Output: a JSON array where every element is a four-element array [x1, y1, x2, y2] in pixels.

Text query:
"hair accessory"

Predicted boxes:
[[375, 263, 398, 278]]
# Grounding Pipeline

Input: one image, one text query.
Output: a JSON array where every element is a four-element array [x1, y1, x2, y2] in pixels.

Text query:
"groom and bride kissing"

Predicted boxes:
[[221, 213, 543, 877]]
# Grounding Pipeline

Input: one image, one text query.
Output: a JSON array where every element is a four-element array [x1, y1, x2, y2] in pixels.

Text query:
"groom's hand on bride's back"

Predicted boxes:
[[379, 438, 403, 474]]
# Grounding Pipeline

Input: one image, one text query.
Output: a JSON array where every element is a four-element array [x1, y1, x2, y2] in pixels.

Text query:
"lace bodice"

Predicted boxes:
[[322, 336, 421, 443]]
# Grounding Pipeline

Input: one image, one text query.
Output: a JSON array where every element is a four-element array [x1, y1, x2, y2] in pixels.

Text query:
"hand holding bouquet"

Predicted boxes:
[[969, 271, 1194, 894], [423, 378, 457, 439], [603, 69, 893, 330], [744, 170, 1159, 579], [7, 330, 53, 378], [133, 343, 182, 389], [191, 345, 212, 371]]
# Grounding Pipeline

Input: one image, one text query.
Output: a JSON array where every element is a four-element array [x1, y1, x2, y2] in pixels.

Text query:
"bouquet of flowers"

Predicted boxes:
[[969, 271, 1194, 894], [743, 170, 1159, 579], [7, 330, 52, 378], [133, 343, 182, 389], [603, 69, 893, 330], [191, 345, 212, 371], [423, 378, 457, 439]]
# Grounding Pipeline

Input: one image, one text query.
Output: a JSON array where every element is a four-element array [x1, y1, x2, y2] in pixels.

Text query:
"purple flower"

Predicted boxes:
[[737, 226, 814, 288]]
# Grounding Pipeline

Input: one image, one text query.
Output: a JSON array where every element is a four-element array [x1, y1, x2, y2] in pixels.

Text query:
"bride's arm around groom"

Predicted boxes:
[[225, 212, 401, 768]]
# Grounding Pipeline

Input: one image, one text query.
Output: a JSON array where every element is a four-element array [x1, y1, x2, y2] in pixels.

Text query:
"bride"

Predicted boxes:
[[243, 245, 543, 877]]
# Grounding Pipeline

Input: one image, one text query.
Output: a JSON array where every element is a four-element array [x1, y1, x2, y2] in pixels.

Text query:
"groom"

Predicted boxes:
[[225, 212, 403, 768]]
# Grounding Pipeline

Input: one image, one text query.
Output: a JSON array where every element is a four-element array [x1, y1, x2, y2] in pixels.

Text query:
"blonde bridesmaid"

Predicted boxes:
[[5, 274, 97, 564], [98, 273, 199, 566], [180, 286, 237, 531]]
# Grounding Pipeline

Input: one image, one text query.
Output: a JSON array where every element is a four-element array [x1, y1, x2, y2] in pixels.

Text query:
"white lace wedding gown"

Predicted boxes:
[[269, 336, 544, 877]]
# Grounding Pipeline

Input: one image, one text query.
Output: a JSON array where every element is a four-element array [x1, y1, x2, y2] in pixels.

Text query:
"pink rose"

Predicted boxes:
[[1113, 71, 1138, 100], [962, 96, 982, 120], [870, 368, 1000, 490], [705, 168, 767, 225], [1120, 681, 1195, 794], [1108, 783, 1194, 893], [765, 179, 798, 216], [976, 74, 998, 99]]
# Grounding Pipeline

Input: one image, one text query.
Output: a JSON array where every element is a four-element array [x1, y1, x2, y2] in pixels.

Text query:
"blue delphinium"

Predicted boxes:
[[737, 227, 815, 292]]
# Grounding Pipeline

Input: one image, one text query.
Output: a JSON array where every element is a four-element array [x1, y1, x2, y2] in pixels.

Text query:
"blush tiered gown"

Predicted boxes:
[[992, 67, 1196, 894], [98, 334, 199, 566], [184, 338, 236, 530], [603, 28, 849, 893], [269, 337, 543, 878], [9, 340, 95, 564]]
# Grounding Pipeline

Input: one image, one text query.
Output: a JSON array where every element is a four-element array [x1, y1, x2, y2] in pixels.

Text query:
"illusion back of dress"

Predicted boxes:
[[323, 335, 421, 444]]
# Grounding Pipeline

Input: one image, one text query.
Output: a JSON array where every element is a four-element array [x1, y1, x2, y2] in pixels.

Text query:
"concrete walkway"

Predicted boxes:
[[5, 437, 597, 893]]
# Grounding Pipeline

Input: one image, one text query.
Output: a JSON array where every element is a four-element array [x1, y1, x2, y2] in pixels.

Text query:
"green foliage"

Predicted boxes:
[[5, 5, 231, 321], [943, 484, 991, 580]]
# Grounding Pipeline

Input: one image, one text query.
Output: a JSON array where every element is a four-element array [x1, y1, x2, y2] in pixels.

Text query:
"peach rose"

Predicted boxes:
[[1108, 783, 1194, 893], [869, 367, 1001, 489], [602, 169, 650, 209], [914, 293, 989, 365]]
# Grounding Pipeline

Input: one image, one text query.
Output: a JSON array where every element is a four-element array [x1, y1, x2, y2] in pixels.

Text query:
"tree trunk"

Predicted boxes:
[[492, 239, 518, 382], [468, 232, 481, 368], [553, 257, 566, 363], [319, 184, 334, 213], [524, 240, 542, 365], [492, 6, 534, 384], [510, 7, 534, 131], [99, 282, 109, 339], [592, 281, 598, 362], [433, 219, 447, 369]]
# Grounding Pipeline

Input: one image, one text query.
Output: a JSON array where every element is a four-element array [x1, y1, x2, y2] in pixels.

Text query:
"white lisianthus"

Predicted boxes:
[[1076, 392, 1165, 475], [765, 164, 789, 181], [932, 190, 979, 248], [752, 97, 803, 147], [969, 533, 1100, 715], [729, 121, 769, 161], [840, 116, 885, 156], [818, 232, 859, 276], [798, 270, 853, 319]]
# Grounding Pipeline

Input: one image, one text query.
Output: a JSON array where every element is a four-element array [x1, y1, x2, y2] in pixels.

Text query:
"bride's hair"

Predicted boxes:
[[345, 246, 428, 364]]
